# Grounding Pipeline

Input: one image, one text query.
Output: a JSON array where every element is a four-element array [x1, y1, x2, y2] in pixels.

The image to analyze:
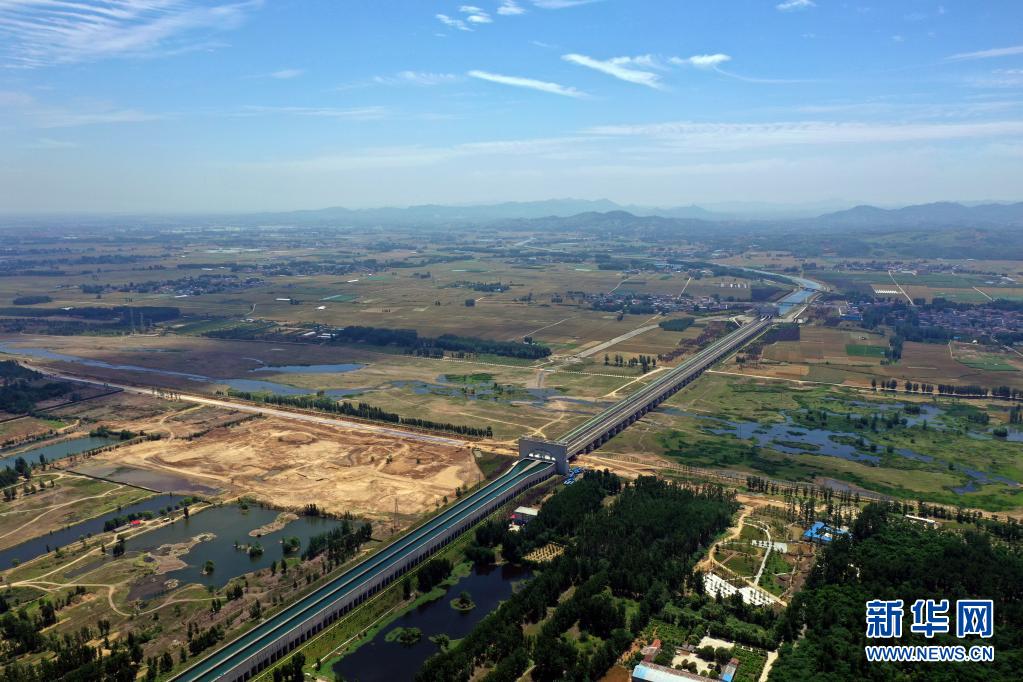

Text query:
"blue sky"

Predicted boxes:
[[1, 0, 1022, 212]]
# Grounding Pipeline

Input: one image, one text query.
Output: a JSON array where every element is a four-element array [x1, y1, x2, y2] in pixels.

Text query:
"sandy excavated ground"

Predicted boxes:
[[94, 416, 481, 522]]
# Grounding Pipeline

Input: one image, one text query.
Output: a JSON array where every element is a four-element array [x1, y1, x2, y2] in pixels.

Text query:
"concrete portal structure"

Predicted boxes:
[[521, 316, 772, 473], [519, 436, 570, 473]]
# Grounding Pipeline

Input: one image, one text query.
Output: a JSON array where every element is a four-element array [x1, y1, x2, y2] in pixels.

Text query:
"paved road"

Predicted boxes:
[[26, 365, 469, 447], [571, 323, 661, 359]]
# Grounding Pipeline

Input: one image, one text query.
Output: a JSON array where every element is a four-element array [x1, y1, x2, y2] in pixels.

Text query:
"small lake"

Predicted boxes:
[[389, 377, 560, 407], [126, 505, 344, 592], [0, 435, 119, 470], [0, 494, 185, 568], [251, 363, 364, 375], [333, 563, 531, 682]]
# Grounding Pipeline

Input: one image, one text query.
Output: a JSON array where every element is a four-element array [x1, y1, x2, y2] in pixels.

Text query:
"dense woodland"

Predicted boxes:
[[416, 474, 737, 682], [772, 504, 1023, 681], [0, 361, 71, 414], [326, 326, 551, 360]]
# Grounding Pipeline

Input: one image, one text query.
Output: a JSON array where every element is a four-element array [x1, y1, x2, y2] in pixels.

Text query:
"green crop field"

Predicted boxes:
[[845, 344, 887, 358]]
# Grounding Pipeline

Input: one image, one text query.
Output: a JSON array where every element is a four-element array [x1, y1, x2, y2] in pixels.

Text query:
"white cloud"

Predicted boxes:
[[0, 0, 261, 68], [268, 68, 304, 80], [459, 6, 492, 23], [562, 53, 664, 89], [436, 13, 472, 31], [946, 45, 1023, 62], [498, 1, 526, 15], [776, 0, 815, 11], [374, 71, 461, 86], [671, 54, 732, 68], [468, 70, 586, 97]]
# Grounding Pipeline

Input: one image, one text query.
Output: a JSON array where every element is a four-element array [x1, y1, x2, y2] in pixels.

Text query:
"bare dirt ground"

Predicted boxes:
[[87, 416, 481, 523]]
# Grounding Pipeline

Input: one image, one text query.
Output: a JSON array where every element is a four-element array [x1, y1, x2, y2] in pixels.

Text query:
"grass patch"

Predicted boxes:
[[443, 372, 495, 384], [957, 357, 1018, 372], [845, 344, 887, 358]]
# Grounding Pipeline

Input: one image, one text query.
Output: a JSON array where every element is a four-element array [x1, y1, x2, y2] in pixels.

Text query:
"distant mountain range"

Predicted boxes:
[[4, 200, 1023, 233], [245, 199, 1023, 230], [247, 199, 722, 226], [813, 201, 1023, 228]]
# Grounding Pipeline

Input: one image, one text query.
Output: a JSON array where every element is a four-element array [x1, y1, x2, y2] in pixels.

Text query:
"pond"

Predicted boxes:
[[662, 406, 1021, 494], [0, 494, 185, 568], [0, 435, 119, 470], [333, 563, 531, 682], [125, 505, 344, 592], [388, 377, 560, 407], [251, 363, 364, 374]]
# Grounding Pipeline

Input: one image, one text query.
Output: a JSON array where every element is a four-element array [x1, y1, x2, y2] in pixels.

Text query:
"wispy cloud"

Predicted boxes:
[[30, 137, 79, 150], [671, 54, 732, 68], [240, 105, 389, 120], [238, 135, 590, 172], [248, 68, 304, 80], [436, 13, 472, 31], [713, 69, 812, 84], [37, 108, 162, 128], [669, 54, 808, 84], [459, 5, 492, 23], [374, 71, 461, 86], [498, 1, 526, 15], [0, 0, 261, 68], [0, 90, 163, 128], [562, 53, 664, 89], [532, 0, 602, 8], [468, 70, 586, 97], [946, 45, 1023, 62], [267, 68, 303, 80], [776, 0, 815, 11], [584, 119, 1023, 151]]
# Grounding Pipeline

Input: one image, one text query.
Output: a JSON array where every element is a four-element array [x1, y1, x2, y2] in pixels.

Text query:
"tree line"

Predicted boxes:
[[225, 390, 493, 437], [326, 325, 552, 360]]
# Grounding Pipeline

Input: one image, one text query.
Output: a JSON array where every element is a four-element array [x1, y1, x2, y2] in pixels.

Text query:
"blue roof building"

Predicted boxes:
[[803, 521, 849, 544]]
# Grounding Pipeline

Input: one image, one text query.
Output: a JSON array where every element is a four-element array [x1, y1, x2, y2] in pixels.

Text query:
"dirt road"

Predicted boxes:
[[29, 365, 469, 447]]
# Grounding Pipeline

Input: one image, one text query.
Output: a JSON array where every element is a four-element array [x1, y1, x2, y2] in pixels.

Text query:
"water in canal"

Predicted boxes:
[[0, 494, 185, 568], [0, 435, 119, 470], [333, 563, 531, 682], [0, 342, 364, 397]]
